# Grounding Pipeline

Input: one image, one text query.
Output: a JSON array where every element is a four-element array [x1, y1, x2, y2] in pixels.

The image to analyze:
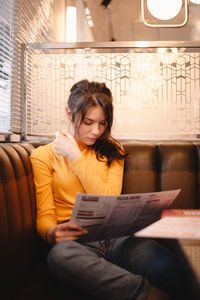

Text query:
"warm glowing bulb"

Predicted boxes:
[[147, 0, 182, 20], [157, 48, 178, 54], [85, 8, 90, 15], [87, 20, 94, 27]]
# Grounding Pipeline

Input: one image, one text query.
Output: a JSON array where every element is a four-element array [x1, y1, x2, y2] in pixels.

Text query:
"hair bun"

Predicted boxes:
[[70, 79, 111, 98], [70, 79, 89, 93]]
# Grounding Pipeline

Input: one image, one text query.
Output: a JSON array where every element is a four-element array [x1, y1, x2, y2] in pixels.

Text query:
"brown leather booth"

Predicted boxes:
[[1, 141, 200, 300]]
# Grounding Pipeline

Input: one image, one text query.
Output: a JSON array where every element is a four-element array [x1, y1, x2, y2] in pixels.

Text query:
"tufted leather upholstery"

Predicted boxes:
[[122, 141, 200, 209], [0, 141, 200, 299], [0, 143, 41, 300]]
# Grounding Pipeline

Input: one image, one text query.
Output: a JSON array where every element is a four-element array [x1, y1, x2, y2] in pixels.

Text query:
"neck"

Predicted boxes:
[[76, 139, 88, 150]]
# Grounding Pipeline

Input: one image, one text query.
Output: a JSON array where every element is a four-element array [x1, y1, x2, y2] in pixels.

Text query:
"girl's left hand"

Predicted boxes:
[[45, 222, 88, 244], [54, 131, 82, 161]]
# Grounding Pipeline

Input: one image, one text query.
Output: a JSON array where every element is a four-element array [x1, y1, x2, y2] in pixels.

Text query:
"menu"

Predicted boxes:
[[135, 209, 200, 240], [70, 189, 181, 242]]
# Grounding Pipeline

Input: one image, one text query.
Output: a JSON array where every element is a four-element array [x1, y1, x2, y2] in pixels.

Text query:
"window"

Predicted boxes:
[[0, 6, 12, 132]]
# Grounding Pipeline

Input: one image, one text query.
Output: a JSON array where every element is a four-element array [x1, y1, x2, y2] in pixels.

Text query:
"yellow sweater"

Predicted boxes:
[[30, 142, 124, 239]]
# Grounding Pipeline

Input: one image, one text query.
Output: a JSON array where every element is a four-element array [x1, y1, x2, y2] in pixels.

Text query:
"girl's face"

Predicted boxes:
[[76, 105, 107, 145]]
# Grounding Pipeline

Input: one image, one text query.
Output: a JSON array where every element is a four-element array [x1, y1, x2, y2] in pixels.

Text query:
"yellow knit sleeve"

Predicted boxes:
[[71, 150, 124, 195], [30, 144, 57, 239]]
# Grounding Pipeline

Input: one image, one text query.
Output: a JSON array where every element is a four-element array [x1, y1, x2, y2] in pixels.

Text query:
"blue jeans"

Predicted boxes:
[[47, 236, 199, 300]]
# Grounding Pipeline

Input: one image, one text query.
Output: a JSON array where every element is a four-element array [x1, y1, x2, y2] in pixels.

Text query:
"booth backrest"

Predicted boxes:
[[122, 141, 200, 209], [0, 143, 37, 299], [0, 141, 200, 299]]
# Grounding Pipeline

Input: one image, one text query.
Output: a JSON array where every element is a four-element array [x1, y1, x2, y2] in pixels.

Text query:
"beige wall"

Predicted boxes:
[[54, 0, 200, 42]]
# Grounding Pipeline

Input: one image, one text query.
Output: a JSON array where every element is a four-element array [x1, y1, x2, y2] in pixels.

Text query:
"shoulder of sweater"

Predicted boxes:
[[30, 142, 54, 159]]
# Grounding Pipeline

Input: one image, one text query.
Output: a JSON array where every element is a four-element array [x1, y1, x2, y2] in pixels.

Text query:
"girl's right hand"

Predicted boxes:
[[46, 221, 87, 244], [54, 131, 82, 162]]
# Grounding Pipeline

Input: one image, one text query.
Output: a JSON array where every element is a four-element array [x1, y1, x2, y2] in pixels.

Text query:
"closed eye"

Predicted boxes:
[[100, 121, 107, 126], [83, 119, 107, 126], [84, 121, 93, 125]]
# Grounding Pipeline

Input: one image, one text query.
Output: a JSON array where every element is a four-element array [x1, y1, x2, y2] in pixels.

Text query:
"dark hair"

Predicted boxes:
[[68, 79, 127, 166]]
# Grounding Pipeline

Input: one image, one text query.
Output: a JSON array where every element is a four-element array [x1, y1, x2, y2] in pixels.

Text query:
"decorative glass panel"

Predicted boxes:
[[25, 45, 200, 140]]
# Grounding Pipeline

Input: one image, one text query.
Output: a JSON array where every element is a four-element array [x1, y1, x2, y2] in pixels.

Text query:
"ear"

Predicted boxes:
[[66, 107, 72, 121]]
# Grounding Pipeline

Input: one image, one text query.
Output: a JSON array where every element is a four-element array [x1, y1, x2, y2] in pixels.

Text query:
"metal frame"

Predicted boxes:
[[25, 41, 200, 51]]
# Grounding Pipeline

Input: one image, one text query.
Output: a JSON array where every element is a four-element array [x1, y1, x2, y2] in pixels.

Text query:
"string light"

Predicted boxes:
[[157, 48, 178, 64]]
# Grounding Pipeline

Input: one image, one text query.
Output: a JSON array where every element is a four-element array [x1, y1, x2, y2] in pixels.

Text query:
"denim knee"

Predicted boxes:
[[111, 237, 181, 295]]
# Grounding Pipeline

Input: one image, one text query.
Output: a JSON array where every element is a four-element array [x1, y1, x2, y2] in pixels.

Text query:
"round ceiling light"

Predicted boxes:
[[147, 0, 182, 20]]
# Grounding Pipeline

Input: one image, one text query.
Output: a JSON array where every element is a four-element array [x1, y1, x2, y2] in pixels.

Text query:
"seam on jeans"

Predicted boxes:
[[106, 239, 116, 260], [100, 240, 110, 256], [132, 278, 145, 299]]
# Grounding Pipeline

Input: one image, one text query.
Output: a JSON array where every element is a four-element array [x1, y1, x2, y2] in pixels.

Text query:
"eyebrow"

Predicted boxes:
[[84, 117, 107, 122]]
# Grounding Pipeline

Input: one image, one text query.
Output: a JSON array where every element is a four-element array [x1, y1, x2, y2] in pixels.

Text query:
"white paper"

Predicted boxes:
[[70, 189, 181, 242], [135, 216, 200, 240]]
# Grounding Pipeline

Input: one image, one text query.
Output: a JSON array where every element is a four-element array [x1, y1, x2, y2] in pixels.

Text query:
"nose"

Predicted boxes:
[[91, 123, 100, 136]]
